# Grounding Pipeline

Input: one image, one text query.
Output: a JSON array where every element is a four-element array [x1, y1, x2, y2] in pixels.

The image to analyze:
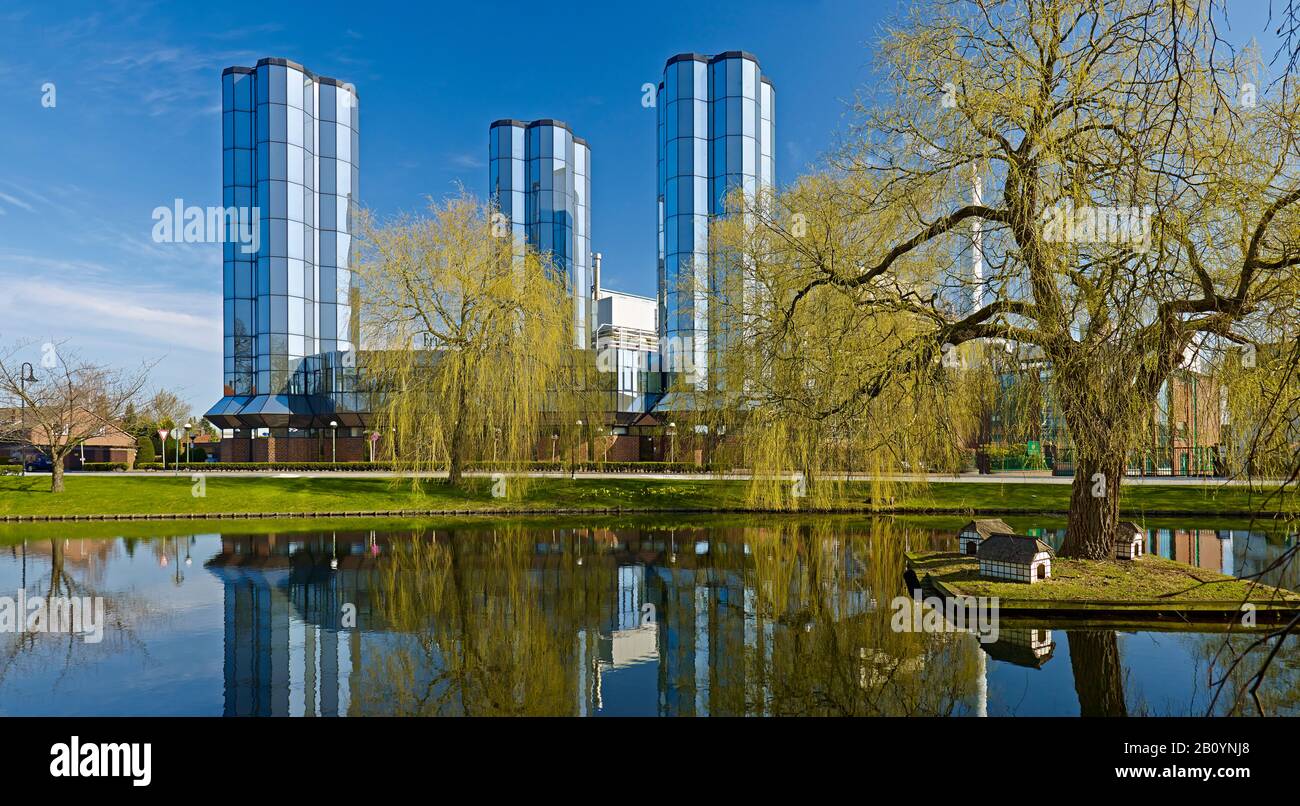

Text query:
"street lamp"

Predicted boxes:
[[598, 426, 607, 464], [183, 422, 192, 464], [574, 419, 583, 477], [668, 421, 677, 463], [18, 362, 37, 476], [551, 432, 559, 463], [330, 420, 338, 464]]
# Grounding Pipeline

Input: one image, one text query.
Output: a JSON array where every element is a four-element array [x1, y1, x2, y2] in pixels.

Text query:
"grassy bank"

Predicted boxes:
[[909, 550, 1300, 607], [0, 474, 1295, 518]]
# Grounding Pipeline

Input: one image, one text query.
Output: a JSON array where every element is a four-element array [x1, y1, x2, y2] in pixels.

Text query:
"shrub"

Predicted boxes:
[[135, 435, 155, 466]]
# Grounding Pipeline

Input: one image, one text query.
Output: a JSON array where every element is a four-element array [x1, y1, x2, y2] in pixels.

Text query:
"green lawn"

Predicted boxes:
[[0, 474, 753, 516], [896, 481, 1298, 515], [0, 474, 1293, 517]]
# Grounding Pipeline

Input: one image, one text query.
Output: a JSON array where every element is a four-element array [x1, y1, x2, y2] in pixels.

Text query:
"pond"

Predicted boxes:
[[0, 516, 1296, 716]]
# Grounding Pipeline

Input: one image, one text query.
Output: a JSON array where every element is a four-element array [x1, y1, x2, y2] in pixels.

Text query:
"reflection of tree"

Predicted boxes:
[[346, 519, 983, 716], [1068, 631, 1127, 717], [353, 526, 603, 716], [744, 519, 980, 716], [0, 539, 147, 690], [1199, 624, 1300, 716]]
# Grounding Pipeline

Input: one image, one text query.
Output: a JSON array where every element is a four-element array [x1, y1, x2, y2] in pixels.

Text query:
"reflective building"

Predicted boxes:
[[207, 58, 363, 433], [489, 119, 592, 348], [656, 52, 774, 387]]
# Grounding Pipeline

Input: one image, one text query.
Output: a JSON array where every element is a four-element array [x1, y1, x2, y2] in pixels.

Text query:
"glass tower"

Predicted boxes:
[[489, 119, 592, 348], [208, 58, 361, 431], [656, 51, 774, 386]]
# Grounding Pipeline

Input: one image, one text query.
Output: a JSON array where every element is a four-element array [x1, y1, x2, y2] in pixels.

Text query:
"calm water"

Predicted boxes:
[[0, 517, 1296, 717]]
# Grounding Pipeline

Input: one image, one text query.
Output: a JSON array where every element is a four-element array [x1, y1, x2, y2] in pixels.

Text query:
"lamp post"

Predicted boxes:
[[183, 422, 192, 464], [668, 421, 677, 464], [574, 419, 584, 478], [330, 420, 338, 464], [171, 427, 183, 468], [18, 362, 37, 475], [492, 427, 501, 464], [551, 432, 558, 463], [598, 426, 607, 464]]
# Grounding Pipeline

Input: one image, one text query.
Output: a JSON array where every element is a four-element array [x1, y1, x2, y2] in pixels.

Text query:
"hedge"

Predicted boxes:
[[115, 460, 727, 474]]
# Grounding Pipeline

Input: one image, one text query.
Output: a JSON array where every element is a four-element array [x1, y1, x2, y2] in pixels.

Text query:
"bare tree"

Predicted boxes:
[[0, 342, 153, 492]]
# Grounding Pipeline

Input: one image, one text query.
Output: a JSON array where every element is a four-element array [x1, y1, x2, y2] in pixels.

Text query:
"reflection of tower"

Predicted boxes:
[[648, 538, 753, 716], [218, 565, 292, 716], [207, 534, 365, 716]]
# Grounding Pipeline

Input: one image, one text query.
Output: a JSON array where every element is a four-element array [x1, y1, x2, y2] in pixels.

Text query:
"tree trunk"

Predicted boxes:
[[447, 385, 468, 487], [50, 459, 65, 493], [1068, 630, 1127, 716], [1060, 454, 1122, 559]]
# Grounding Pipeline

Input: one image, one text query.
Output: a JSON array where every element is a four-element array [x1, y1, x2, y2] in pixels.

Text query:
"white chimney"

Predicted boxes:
[[592, 251, 602, 300]]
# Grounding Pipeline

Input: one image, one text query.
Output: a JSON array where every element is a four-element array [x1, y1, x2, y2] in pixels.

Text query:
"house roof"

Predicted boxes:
[[982, 638, 1055, 669], [978, 534, 1053, 563], [1117, 520, 1144, 534], [959, 519, 1015, 539]]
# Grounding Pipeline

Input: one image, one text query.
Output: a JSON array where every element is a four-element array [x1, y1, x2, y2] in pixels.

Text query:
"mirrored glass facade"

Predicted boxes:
[[209, 58, 362, 430], [489, 119, 592, 348], [657, 52, 774, 386]]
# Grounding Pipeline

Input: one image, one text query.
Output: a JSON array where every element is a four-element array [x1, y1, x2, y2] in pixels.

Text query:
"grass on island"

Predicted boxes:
[[909, 551, 1300, 605], [0, 473, 1295, 518]]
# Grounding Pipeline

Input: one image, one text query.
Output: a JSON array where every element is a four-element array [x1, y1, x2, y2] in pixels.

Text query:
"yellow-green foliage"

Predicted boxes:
[[355, 192, 574, 492], [689, 179, 990, 510]]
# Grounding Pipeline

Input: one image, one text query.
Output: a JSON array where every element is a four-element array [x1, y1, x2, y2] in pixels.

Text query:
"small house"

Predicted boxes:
[[957, 518, 1015, 556], [977, 534, 1053, 583], [1115, 521, 1145, 560], [982, 628, 1055, 668]]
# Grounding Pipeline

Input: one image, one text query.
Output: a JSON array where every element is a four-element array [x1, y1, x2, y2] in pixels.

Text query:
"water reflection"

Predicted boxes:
[[1024, 526, 1299, 590], [0, 518, 1296, 716]]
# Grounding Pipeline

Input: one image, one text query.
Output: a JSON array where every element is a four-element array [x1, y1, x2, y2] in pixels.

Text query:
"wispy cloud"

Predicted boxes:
[[208, 23, 285, 42], [0, 190, 36, 213], [449, 152, 485, 169], [0, 276, 220, 353]]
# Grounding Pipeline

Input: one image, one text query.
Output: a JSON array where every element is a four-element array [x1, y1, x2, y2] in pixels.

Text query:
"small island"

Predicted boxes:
[[906, 549, 1300, 623]]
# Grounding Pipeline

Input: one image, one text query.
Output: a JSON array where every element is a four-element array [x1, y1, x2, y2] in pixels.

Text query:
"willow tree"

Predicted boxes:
[[355, 193, 573, 488], [698, 176, 1003, 510], [727, 0, 1300, 556]]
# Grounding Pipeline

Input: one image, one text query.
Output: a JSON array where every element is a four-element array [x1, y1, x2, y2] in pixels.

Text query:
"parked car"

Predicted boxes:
[[24, 455, 53, 473]]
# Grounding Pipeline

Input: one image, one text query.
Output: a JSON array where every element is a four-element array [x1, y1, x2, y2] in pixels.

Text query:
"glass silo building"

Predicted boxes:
[[489, 119, 592, 349], [656, 51, 774, 387], [207, 58, 362, 434]]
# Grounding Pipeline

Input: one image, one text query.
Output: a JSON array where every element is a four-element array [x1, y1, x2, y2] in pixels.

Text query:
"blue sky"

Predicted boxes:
[[0, 1, 1280, 413], [0, 0, 888, 412]]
